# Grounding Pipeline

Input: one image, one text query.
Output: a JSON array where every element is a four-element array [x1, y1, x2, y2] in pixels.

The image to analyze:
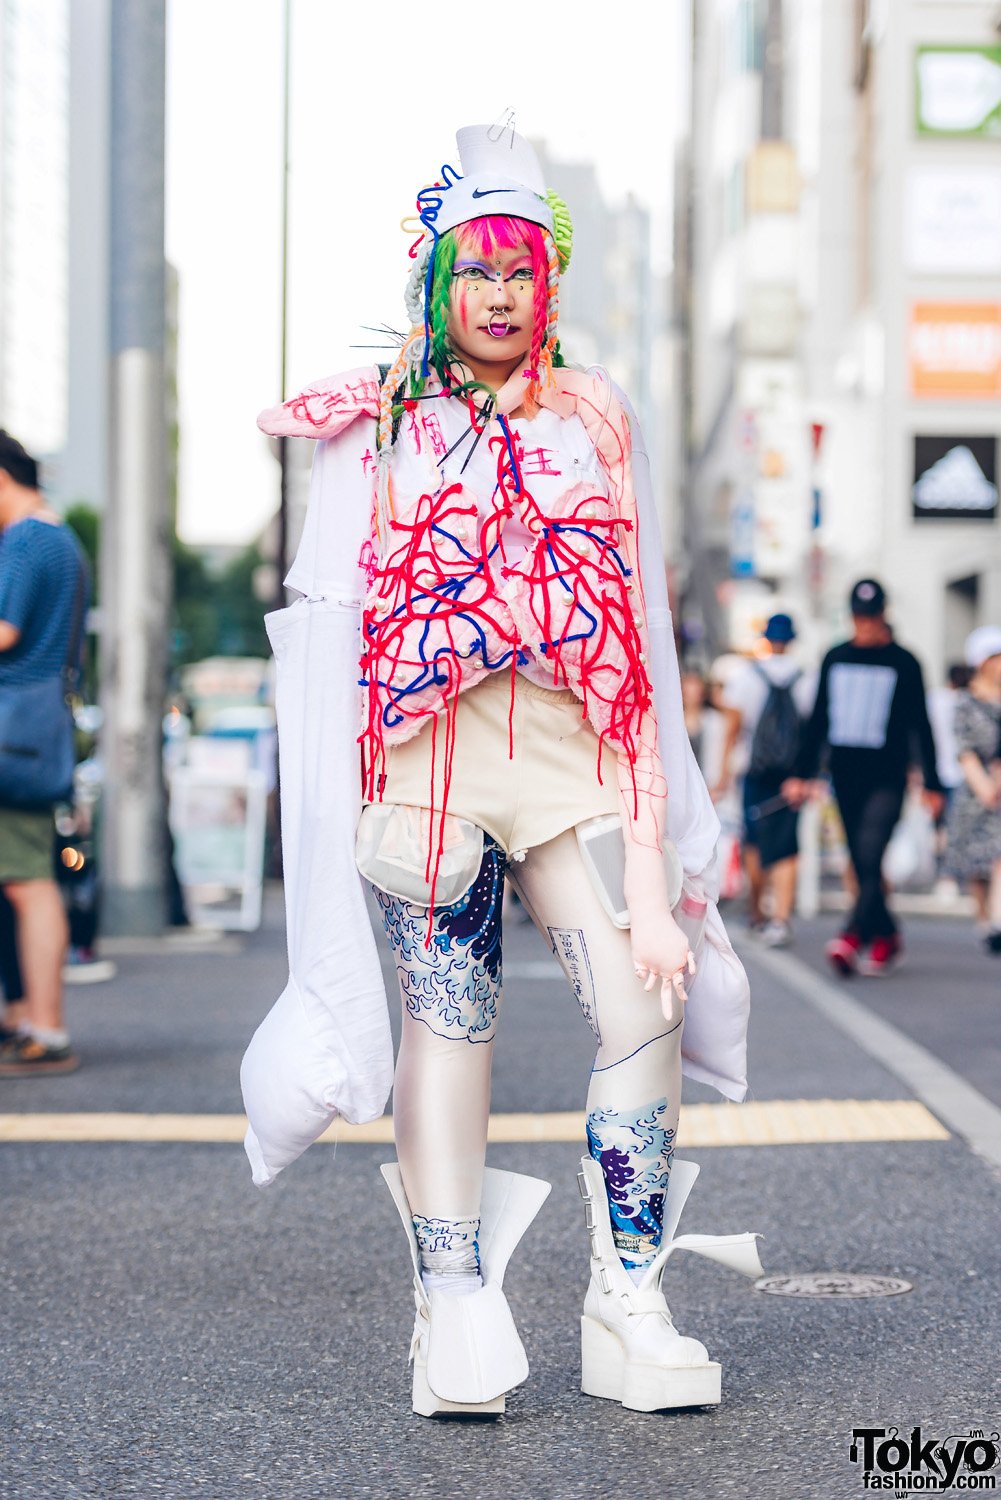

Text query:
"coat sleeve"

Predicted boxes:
[[614, 381, 721, 880], [614, 382, 748, 1104], [241, 435, 393, 1188]]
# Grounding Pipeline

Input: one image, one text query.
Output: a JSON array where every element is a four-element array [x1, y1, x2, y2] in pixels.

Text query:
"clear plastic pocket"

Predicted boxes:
[[355, 803, 485, 908], [575, 814, 686, 930]]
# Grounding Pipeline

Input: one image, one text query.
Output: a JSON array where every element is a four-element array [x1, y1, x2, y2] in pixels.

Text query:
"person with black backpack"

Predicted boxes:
[[719, 613, 814, 947]]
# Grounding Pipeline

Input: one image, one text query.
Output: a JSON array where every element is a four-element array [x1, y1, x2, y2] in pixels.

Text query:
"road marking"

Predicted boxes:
[[747, 944, 1001, 1172], [0, 1099, 948, 1147]]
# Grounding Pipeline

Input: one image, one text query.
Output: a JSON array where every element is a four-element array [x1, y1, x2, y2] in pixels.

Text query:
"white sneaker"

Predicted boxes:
[[62, 947, 118, 984], [759, 919, 792, 949]]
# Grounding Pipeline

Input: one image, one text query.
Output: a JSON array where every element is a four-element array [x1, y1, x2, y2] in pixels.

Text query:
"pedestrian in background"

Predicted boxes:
[[927, 663, 973, 814], [0, 889, 23, 1006], [783, 579, 944, 977], [927, 662, 973, 889], [719, 613, 814, 947], [702, 655, 748, 902], [0, 431, 89, 1075], [945, 626, 1001, 955], [681, 667, 728, 791]]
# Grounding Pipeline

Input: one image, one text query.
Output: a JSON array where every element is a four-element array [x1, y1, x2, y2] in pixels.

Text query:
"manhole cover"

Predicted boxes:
[[754, 1273, 913, 1298]]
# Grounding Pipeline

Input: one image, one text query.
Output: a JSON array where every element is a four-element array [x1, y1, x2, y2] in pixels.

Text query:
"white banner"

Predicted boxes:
[[905, 166, 1001, 274]]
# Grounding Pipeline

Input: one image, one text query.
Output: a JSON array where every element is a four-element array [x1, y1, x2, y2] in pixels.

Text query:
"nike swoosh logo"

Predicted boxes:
[[471, 188, 517, 198]]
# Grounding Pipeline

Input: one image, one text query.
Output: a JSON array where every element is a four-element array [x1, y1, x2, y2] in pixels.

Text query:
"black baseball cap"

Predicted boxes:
[[849, 578, 886, 617]]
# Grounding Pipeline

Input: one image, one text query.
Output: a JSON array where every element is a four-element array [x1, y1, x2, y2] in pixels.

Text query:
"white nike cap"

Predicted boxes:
[[426, 124, 554, 237]]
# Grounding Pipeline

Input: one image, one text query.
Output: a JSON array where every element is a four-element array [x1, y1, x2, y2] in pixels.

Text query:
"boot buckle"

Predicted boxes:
[[576, 1169, 592, 1202], [584, 1201, 596, 1231]]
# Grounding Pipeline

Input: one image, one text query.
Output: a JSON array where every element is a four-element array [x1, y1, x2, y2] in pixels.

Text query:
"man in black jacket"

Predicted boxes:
[[783, 579, 944, 976]]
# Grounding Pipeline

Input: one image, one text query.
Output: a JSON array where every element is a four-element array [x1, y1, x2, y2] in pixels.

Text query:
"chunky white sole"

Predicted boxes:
[[412, 1355, 506, 1418], [580, 1316, 722, 1412]]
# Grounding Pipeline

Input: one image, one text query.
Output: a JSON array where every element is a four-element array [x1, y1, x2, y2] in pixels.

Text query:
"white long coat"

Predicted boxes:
[[241, 391, 750, 1188]]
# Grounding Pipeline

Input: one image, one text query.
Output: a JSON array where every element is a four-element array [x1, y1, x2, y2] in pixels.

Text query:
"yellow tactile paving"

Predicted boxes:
[[0, 1099, 949, 1147]]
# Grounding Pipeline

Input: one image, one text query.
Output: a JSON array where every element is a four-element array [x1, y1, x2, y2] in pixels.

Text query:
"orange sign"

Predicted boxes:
[[909, 302, 1001, 399]]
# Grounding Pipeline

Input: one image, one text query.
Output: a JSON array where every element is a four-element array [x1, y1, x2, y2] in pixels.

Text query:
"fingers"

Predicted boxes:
[[636, 951, 698, 1003], [664, 972, 688, 1005]]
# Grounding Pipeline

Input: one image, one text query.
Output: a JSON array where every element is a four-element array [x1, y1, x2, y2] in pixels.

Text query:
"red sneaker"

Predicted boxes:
[[826, 931, 861, 977], [859, 935, 903, 977]]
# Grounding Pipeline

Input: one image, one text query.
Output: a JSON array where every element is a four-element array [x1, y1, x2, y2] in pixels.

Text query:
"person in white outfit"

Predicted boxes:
[[242, 124, 761, 1419]]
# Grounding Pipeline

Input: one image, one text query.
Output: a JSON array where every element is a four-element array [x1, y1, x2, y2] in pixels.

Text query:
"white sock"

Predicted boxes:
[[28, 1025, 70, 1049], [625, 1265, 649, 1287], [421, 1269, 483, 1297], [413, 1214, 481, 1297]]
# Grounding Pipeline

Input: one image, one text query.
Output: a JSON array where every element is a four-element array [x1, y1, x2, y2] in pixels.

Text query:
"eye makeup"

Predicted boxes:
[[452, 258, 534, 283]]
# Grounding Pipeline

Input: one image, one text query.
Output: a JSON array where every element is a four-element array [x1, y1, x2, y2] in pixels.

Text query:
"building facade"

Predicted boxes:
[[677, 0, 1001, 678], [0, 0, 70, 463]]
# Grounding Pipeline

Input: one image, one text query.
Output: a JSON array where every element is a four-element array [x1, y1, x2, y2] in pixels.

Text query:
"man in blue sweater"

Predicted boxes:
[[783, 580, 944, 977], [0, 431, 88, 1074]]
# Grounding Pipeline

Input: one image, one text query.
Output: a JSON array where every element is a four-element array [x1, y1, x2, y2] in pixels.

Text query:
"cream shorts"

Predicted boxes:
[[367, 670, 620, 857]]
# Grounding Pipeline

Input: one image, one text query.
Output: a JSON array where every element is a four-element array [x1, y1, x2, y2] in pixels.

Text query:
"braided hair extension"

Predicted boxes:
[[428, 230, 459, 379], [524, 228, 554, 415], [545, 189, 574, 272]]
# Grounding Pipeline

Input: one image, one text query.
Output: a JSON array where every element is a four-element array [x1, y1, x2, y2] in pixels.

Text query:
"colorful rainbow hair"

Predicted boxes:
[[377, 206, 572, 456]]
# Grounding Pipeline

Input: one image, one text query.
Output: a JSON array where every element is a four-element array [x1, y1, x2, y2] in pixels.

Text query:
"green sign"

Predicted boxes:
[[916, 45, 1001, 138]]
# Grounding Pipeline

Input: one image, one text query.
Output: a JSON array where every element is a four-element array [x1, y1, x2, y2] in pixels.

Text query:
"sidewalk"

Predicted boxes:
[[2, 887, 1000, 1499]]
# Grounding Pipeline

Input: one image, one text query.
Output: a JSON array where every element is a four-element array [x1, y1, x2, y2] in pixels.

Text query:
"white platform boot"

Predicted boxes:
[[381, 1163, 551, 1417], [577, 1155, 762, 1412]]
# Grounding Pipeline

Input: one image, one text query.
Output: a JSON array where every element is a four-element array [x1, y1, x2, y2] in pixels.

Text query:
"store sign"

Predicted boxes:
[[905, 166, 1001, 274], [908, 302, 1001, 399], [916, 46, 1001, 136], [912, 435, 998, 519]]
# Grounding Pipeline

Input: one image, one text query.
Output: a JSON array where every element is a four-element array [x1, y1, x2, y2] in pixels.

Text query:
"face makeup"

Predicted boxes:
[[445, 243, 535, 388]]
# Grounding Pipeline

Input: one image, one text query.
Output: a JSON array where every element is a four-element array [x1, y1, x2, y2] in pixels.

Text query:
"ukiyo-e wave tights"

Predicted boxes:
[[373, 826, 684, 1287]]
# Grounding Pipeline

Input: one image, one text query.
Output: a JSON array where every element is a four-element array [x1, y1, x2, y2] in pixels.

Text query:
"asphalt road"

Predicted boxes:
[[2, 886, 1000, 1500]]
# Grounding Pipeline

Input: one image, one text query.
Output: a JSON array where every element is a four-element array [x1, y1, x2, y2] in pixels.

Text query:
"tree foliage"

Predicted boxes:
[[63, 502, 271, 674]]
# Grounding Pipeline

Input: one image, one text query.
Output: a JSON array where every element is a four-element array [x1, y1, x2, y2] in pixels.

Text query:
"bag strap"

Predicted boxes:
[[753, 662, 801, 692], [61, 552, 89, 692]]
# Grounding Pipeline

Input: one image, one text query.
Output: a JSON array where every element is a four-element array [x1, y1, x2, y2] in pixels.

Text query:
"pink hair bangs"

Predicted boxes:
[[453, 214, 543, 254]]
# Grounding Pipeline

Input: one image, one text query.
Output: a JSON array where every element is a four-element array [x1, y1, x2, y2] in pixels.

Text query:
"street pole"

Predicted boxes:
[[100, 0, 169, 934]]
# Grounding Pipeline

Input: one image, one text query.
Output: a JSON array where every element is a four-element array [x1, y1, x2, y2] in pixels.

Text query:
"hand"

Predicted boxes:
[[781, 777, 808, 807], [629, 911, 697, 1012], [921, 789, 945, 820], [976, 783, 1000, 811]]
